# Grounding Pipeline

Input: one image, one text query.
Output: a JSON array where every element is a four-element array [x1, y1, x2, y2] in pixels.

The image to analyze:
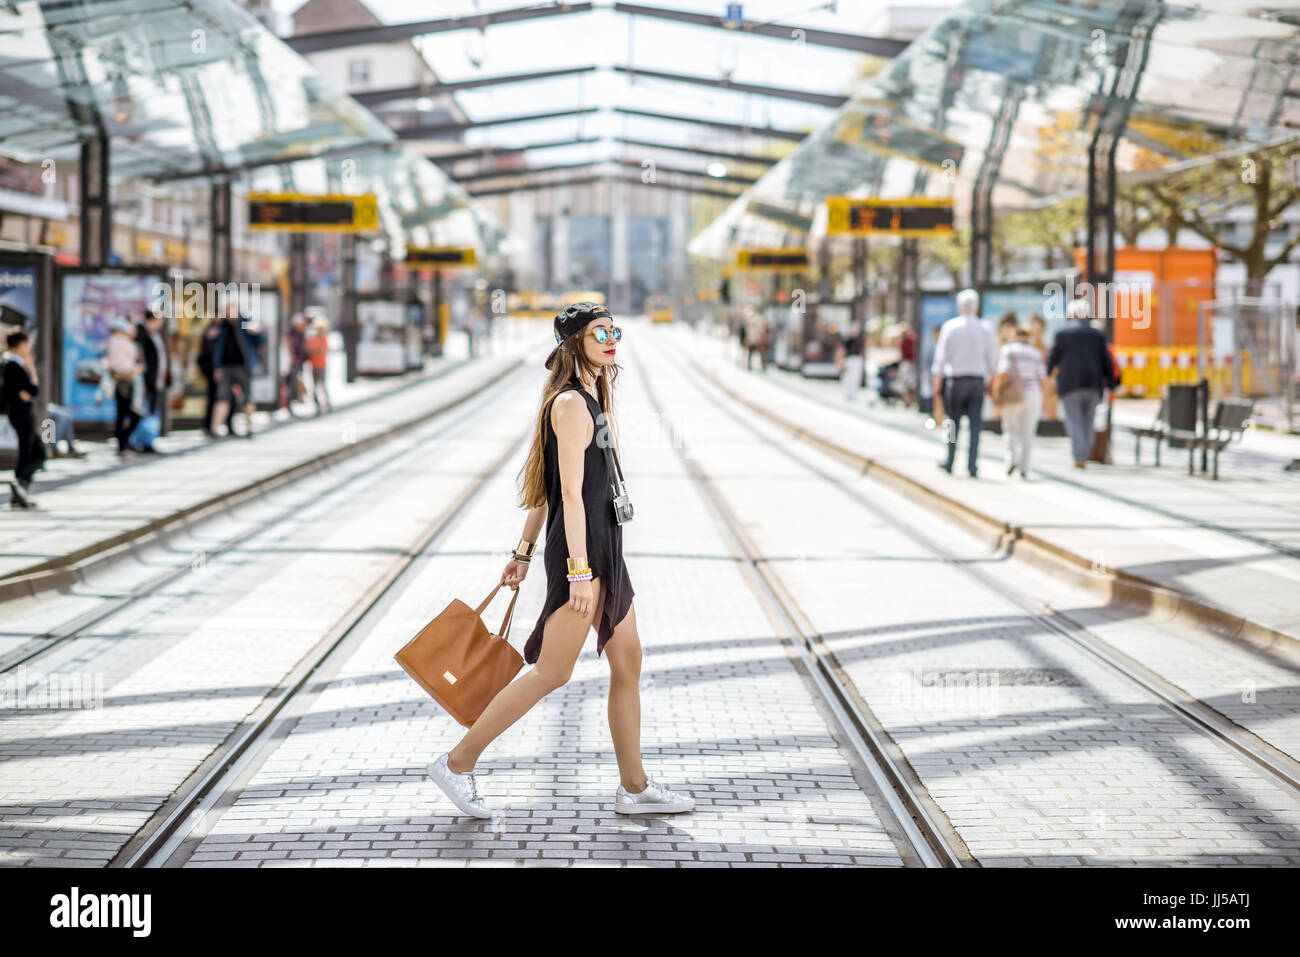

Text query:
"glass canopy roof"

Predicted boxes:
[[0, 0, 395, 180], [0, 0, 504, 252], [689, 0, 1300, 259]]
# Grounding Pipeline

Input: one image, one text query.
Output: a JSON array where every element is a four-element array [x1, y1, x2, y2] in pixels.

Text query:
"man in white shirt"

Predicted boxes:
[[931, 288, 998, 477]]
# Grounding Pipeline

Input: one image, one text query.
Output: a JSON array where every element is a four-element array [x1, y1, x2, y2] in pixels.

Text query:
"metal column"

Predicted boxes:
[[897, 237, 919, 340], [969, 85, 1023, 291], [343, 233, 357, 383], [431, 270, 444, 358], [78, 132, 111, 266], [210, 181, 233, 282], [851, 237, 868, 334], [289, 234, 307, 321], [1087, 2, 1159, 341]]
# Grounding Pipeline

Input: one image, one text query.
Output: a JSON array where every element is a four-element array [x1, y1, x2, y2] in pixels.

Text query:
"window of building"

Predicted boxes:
[[349, 58, 370, 87]]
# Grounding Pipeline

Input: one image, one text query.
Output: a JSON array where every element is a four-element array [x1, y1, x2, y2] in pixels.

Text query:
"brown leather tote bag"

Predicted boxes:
[[393, 583, 525, 727]]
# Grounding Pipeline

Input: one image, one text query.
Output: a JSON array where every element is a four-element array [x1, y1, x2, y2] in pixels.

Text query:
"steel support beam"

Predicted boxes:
[[209, 181, 232, 282], [353, 66, 598, 108], [1087, 2, 1160, 341], [613, 3, 908, 56], [465, 173, 743, 201], [288, 2, 594, 54], [613, 137, 780, 167], [289, 234, 307, 323], [613, 107, 805, 141], [78, 132, 111, 266], [397, 107, 598, 139], [969, 84, 1023, 289], [427, 138, 600, 166], [612, 65, 846, 107], [342, 234, 357, 383]]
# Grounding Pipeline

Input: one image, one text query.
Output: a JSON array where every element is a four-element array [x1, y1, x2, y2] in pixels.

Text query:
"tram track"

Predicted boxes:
[[632, 346, 971, 868], [0, 355, 537, 676], [650, 336, 1300, 818], [114, 378, 537, 867], [0, 351, 535, 603]]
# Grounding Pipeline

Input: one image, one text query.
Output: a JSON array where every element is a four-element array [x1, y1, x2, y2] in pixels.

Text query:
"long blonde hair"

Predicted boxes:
[[517, 332, 620, 509]]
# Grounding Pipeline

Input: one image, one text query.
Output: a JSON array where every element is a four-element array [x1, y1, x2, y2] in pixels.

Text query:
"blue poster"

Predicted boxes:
[[980, 287, 1068, 351], [0, 263, 38, 347], [919, 293, 956, 400], [60, 272, 163, 422]]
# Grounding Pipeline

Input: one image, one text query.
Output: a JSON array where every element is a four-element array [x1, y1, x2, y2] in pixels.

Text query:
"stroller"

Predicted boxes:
[[875, 359, 906, 404]]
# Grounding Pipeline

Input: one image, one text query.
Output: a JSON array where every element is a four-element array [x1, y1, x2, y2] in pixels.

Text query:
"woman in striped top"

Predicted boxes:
[[997, 324, 1047, 479]]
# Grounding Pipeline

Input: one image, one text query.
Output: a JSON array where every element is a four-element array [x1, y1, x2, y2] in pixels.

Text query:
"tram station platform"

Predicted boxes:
[[681, 325, 1300, 649], [0, 323, 549, 597]]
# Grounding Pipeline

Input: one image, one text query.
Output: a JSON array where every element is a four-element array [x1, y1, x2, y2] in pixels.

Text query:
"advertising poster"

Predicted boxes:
[[59, 271, 163, 422], [0, 262, 38, 343], [0, 263, 38, 452], [356, 299, 406, 374], [919, 292, 957, 401], [246, 288, 280, 406]]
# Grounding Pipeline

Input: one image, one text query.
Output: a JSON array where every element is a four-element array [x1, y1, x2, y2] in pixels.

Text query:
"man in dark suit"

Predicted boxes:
[[1047, 298, 1121, 468]]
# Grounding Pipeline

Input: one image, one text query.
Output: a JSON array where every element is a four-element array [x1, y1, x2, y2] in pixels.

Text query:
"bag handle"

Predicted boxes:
[[474, 583, 519, 640]]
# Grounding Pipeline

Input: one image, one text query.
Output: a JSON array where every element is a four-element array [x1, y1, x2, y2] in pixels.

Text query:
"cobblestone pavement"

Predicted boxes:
[[175, 332, 908, 868], [0, 366, 539, 866], [638, 328, 1300, 866], [4, 320, 1298, 868]]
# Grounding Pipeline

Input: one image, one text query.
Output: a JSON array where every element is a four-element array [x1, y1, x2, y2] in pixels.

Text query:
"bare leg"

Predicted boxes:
[[446, 579, 604, 773], [210, 400, 229, 434], [604, 601, 648, 792]]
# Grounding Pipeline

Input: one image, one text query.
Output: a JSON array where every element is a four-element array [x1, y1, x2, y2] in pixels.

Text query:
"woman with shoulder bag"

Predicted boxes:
[[993, 324, 1046, 479], [105, 319, 144, 457], [427, 302, 694, 819]]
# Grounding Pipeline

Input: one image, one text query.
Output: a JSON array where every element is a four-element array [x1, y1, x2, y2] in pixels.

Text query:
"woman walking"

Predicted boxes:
[[427, 301, 694, 819], [996, 324, 1046, 479]]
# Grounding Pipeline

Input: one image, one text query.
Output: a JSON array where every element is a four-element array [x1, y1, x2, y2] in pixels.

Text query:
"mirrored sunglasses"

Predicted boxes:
[[586, 326, 622, 344]]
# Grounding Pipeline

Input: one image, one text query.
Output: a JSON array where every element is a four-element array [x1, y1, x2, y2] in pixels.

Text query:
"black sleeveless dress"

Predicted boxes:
[[523, 377, 635, 665]]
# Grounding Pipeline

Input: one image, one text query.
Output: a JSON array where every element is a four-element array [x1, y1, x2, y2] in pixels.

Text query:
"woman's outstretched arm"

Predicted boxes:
[[501, 502, 546, 589]]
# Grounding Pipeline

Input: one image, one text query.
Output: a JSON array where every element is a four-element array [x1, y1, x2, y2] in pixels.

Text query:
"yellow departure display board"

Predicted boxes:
[[733, 247, 809, 271], [247, 193, 380, 233], [405, 247, 478, 266], [825, 197, 954, 237]]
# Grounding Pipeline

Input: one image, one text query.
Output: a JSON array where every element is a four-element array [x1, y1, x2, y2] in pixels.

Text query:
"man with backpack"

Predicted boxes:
[[1, 329, 45, 508]]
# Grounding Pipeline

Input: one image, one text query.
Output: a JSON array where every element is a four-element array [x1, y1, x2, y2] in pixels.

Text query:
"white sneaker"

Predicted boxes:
[[427, 752, 493, 819], [614, 778, 695, 815]]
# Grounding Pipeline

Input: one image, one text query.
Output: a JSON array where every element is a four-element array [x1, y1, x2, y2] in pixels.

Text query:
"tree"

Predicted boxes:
[[1144, 142, 1300, 293]]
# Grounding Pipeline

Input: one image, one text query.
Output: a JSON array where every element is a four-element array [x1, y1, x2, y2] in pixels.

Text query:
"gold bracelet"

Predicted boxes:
[[566, 555, 589, 574], [515, 538, 537, 558]]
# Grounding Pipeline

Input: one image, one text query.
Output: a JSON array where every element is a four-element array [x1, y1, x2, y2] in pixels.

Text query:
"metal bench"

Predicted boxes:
[[1128, 398, 1166, 465], [1130, 386, 1199, 468], [1167, 397, 1255, 479]]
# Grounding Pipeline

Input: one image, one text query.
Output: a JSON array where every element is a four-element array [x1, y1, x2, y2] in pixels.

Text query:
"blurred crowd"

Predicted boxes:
[[2, 303, 338, 510]]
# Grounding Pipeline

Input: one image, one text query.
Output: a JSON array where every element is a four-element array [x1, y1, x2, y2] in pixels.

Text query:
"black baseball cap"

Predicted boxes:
[[544, 301, 613, 370]]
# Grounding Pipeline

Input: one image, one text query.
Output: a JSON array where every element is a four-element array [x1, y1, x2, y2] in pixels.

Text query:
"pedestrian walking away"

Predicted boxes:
[[1, 329, 45, 508], [931, 288, 998, 478], [427, 300, 695, 820], [209, 301, 260, 438], [1048, 298, 1121, 469], [994, 324, 1046, 479]]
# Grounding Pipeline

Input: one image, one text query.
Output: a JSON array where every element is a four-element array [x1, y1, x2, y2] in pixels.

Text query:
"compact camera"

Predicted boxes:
[[611, 481, 634, 525]]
